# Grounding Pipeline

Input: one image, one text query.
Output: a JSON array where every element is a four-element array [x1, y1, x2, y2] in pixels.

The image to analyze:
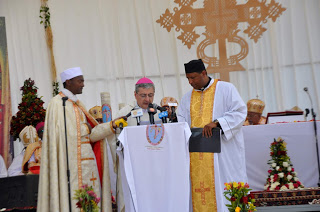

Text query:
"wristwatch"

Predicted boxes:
[[213, 119, 224, 134], [213, 119, 221, 128]]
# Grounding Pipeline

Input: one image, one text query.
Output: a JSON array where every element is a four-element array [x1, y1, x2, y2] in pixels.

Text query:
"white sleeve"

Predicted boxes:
[[178, 95, 188, 123], [217, 84, 247, 141]]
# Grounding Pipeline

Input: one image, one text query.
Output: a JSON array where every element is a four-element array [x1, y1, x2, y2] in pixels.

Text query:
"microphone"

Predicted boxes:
[[304, 87, 314, 108], [125, 111, 132, 118], [62, 97, 69, 106], [114, 118, 128, 130], [168, 102, 178, 122], [131, 108, 143, 125], [158, 111, 168, 123], [154, 103, 167, 112], [305, 108, 310, 118], [148, 103, 157, 125]]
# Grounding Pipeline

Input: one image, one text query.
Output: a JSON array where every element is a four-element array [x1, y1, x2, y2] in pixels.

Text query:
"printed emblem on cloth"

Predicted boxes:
[[146, 124, 165, 146]]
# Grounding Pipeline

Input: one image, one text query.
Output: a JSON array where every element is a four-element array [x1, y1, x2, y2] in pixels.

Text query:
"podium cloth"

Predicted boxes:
[[118, 122, 191, 212], [90, 101, 163, 212], [243, 121, 320, 191]]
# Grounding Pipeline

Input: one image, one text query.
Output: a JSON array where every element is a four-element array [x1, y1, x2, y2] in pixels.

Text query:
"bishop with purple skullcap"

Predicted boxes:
[[136, 77, 154, 85]]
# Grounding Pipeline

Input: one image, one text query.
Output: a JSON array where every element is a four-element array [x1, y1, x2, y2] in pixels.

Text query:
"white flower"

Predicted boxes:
[[270, 175, 274, 179], [269, 160, 274, 163], [287, 166, 292, 171], [270, 178, 274, 183], [270, 187, 274, 191], [279, 172, 284, 178], [264, 185, 269, 190], [294, 177, 299, 181], [287, 175, 293, 180], [283, 162, 289, 167], [276, 166, 280, 171], [280, 185, 288, 191], [292, 171, 298, 176], [272, 163, 277, 167], [288, 183, 294, 189]]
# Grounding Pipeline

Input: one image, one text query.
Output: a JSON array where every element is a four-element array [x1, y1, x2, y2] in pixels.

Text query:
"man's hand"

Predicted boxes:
[[202, 122, 218, 138]]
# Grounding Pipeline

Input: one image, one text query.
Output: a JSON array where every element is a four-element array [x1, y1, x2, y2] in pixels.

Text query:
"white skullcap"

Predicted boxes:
[[60, 67, 83, 83]]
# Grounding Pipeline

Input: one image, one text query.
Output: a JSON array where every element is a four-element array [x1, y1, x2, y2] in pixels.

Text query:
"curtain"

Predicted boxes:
[[0, 0, 319, 155]]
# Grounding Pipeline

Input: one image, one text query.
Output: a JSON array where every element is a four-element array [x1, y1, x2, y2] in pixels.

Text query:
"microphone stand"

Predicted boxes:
[[136, 117, 140, 126], [148, 104, 156, 125], [171, 107, 176, 123], [311, 108, 320, 186], [62, 97, 72, 212], [304, 88, 320, 186]]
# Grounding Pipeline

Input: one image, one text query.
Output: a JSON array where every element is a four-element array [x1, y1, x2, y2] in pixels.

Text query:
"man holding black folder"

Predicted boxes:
[[178, 59, 247, 212]]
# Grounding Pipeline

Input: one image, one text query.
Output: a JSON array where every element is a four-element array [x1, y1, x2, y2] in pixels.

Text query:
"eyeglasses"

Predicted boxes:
[[138, 93, 155, 98]]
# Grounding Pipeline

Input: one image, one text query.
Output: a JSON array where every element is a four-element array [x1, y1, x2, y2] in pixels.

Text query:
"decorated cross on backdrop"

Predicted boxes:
[[157, 0, 286, 81]]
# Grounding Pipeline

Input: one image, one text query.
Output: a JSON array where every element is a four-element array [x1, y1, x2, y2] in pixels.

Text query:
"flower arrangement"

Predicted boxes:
[[224, 182, 256, 212], [10, 78, 46, 140], [264, 137, 304, 191], [74, 184, 100, 212]]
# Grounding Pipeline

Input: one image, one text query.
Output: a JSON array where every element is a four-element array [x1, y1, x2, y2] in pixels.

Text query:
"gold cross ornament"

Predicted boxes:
[[157, 0, 286, 81]]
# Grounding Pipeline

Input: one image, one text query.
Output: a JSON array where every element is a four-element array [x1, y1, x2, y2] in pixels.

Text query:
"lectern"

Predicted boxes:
[[117, 122, 191, 212]]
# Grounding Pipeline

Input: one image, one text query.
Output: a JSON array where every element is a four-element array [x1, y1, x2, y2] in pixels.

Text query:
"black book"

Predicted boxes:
[[189, 128, 221, 153]]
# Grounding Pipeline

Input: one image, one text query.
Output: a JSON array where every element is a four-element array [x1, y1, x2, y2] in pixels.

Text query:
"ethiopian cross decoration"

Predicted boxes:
[[157, 0, 286, 81]]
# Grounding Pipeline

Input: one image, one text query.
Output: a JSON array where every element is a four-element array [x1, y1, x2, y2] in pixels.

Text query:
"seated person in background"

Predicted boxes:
[[160, 96, 179, 122], [8, 125, 39, 176], [21, 123, 43, 174], [244, 98, 266, 125], [0, 154, 7, 178]]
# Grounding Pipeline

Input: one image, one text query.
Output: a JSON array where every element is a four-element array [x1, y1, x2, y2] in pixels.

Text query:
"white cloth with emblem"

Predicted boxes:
[[117, 122, 191, 212]]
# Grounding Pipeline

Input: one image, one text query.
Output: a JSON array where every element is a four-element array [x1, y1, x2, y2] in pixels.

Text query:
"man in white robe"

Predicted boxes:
[[90, 77, 162, 212], [37, 67, 112, 212], [178, 59, 247, 212]]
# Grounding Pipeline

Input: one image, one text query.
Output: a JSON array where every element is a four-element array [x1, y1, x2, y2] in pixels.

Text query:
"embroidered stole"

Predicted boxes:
[[190, 79, 218, 212]]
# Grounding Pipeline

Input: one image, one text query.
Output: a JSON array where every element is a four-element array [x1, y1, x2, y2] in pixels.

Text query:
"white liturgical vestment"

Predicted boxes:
[[178, 79, 248, 212], [118, 122, 191, 212]]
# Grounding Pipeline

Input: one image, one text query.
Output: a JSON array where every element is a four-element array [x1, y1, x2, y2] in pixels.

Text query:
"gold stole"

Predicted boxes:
[[190, 79, 218, 212]]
